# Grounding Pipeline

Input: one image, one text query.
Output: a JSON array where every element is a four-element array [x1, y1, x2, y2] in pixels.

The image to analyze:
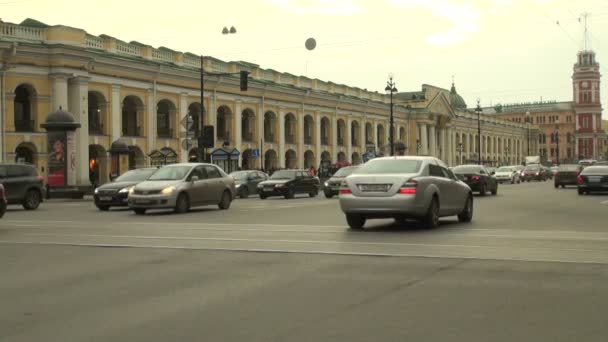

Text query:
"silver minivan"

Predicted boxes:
[[128, 163, 236, 215]]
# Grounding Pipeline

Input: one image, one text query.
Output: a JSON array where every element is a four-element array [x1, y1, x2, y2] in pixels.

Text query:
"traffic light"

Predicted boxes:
[[197, 125, 215, 148], [240, 71, 249, 91]]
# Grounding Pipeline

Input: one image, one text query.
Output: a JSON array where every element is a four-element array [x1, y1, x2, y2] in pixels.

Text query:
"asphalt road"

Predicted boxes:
[[1, 180, 608, 341]]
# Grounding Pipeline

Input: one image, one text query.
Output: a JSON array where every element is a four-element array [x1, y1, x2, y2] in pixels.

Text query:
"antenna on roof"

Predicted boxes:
[[582, 12, 590, 50]]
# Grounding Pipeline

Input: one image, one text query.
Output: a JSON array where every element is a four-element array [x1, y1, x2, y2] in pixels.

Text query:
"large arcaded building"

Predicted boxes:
[[0, 18, 531, 188]]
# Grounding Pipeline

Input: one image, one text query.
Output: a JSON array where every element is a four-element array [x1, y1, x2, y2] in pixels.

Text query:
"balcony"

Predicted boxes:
[[265, 134, 275, 143], [285, 134, 295, 144], [89, 122, 104, 135], [123, 126, 141, 137], [351, 138, 359, 146], [321, 136, 329, 146], [304, 136, 313, 145], [157, 127, 173, 138], [218, 131, 231, 142], [338, 137, 345, 146], [242, 131, 254, 142], [15, 119, 35, 132]]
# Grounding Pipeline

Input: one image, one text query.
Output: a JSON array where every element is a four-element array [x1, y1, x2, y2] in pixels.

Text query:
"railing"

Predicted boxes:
[[218, 131, 231, 141], [285, 134, 295, 144], [157, 127, 173, 138], [264, 134, 275, 143], [89, 122, 104, 135], [321, 136, 329, 145], [0, 23, 44, 40], [123, 126, 141, 137], [152, 49, 173, 63], [304, 136, 313, 145], [351, 138, 359, 146], [338, 136, 344, 146], [116, 41, 141, 56], [184, 55, 201, 68], [242, 132, 254, 142], [15, 120, 35, 132], [209, 60, 228, 73], [85, 34, 104, 50]]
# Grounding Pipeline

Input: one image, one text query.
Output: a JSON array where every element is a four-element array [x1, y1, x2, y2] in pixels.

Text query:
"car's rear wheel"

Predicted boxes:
[[96, 204, 110, 211], [479, 183, 487, 196], [259, 193, 267, 200], [285, 187, 295, 199], [578, 188, 584, 195], [423, 197, 440, 229], [174, 193, 190, 214], [346, 214, 365, 230], [491, 185, 498, 196], [133, 208, 146, 215], [218, 191, 232, 210], [457, 194, 473, 223], [309, 188, 318, 198], [240, 187, 249, 199], [23, 189, 41, 210], [561, 185, 566, 188], [324, 191, 334, 199], [0, 202, 6, 218], [554, 183, 559, 189]]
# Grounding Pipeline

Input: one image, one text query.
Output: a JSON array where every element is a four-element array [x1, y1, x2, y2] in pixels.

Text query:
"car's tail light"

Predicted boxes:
[[472, 175, 481, 182], [339, 188, 352, 195], [577, 175, 583, 184], [399, 180, 418, 195], [555, 172, 560, 177]]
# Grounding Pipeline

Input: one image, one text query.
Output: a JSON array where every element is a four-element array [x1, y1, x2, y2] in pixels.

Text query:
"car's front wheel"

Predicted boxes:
[[174, 193, 190, 214], [259, 193, 267, 200], [239, 187, 249, 199], [133, 208, 146, 215], [457, 194, 473, 223], [218, 191, 232, 210], [23, 189, 41, 210], [324, 191, 334, 198], [346, 214, 365, 230], [284, 187, 295, 199], [96, 204, 110, 211]]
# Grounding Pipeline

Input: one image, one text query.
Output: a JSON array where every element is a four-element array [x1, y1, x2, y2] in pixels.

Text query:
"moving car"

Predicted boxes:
[[542, 166, 553, 180], [257, 170, 320, 199], [577, 166, 608, 195], [339, 156, 473, 229], [93, 168, 158, 210], [554, 164, 583, 188], [229, 170, 268, 198], [0, 163, 45, 210], [452, 164, 498, 196], [0, 184, 6, 218], [494, 166, 521, 184], [323, 166, 359, 198], [521, 164, 545, 182], [128, 163, 235, 215]]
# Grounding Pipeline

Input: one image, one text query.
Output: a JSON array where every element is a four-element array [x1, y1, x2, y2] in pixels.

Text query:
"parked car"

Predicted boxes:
[[128, 163, 235, 215], [554, 164, 583, 188], [257, 169, 320, 199], [494, 166, 521, 184], [229, 170, 268, 198], [323, 165, 359, 198], [94, 168, 158, 211], [577, 166, 608, 195], [0, 184, 6, 218], [452, 165, 498, 196], [0, 163, 45, 210], [338, 156, 473, 229], [542, 166, 554, 180], [521, 164, 545, 182]]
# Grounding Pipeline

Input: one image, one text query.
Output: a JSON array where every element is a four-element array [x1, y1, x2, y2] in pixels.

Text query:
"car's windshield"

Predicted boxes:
[[230, 171, 250, 180], [355, 159, 421, 174], [333, 167, 357, 177], [581, 167, 608, 175], [559, 165, 580, 171], [148, 166, 192, 180], [270, 170, 296, 180], [114, 169, 156, 182], [452, 166, 482, 174], [497, 167, 514, 172], [524, 165, 540, 171]]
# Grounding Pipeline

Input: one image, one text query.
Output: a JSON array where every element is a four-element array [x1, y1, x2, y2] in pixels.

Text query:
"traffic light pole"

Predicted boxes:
[[198, 55, 250, 163]]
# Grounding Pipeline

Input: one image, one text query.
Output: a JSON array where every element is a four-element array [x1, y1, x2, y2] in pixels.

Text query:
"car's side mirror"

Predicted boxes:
[[191, 176, 199, 182], [491, 171, 496, 175]]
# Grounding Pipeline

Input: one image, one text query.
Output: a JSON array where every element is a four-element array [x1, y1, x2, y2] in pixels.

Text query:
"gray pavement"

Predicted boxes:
[[1, 180, 608, 341]]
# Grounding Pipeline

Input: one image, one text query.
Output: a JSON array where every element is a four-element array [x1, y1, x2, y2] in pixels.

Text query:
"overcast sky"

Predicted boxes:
[[2, 0, 607, 115]]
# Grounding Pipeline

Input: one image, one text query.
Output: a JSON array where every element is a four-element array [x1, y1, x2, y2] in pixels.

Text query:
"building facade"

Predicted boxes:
[[487, 49, 605, 164], [0, 19, 530, 188]]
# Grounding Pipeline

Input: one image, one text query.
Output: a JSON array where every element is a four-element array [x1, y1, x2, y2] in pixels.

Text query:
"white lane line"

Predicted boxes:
[[2, 240, 608, 265], [601, 200, 608, 205], [16, 232, 608, 253]]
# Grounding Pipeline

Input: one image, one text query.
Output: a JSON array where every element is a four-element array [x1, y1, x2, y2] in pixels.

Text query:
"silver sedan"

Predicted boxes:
[[128, 163, 236, 215], [339, 156, 473, 229]]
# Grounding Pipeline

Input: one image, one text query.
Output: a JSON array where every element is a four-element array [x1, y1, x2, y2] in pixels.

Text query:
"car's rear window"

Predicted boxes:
[[581, 167, 608, 175], [355, 159, 421, 174], [452, 166, 482, 174], [524, 165, 540, 171], [558, 165, 580, 172]]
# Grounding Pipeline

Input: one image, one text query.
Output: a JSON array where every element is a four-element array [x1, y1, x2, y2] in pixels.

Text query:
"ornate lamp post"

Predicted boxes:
[[385, 76, 398, 156]]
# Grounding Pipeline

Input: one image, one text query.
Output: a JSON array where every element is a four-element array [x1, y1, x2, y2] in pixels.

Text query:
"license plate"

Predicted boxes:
[[100, 196, 112, 202], [589, 176, 602, 183], [137, 199, 151, 204], [359, 184, 389, 192]]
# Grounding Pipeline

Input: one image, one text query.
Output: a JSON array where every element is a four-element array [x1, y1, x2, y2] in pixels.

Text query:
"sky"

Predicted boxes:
[[1, 0, 607, 115]]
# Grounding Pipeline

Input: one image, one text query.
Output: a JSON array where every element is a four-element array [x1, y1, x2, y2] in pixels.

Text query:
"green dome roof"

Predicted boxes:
[[450, 83, 467, 109]]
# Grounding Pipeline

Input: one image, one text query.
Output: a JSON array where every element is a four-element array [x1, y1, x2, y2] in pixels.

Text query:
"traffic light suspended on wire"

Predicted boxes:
[[240, 71, 250, 91]]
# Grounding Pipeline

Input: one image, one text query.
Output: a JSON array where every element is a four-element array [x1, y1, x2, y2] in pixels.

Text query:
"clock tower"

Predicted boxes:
[[572, 50, 604, 160]]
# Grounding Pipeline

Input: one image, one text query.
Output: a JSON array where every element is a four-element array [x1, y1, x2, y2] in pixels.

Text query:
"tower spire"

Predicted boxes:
[[583, 12, 590, 51]]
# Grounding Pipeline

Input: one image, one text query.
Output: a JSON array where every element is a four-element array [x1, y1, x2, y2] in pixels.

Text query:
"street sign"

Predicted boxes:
[[181, 138, 194, 151], [180, 116, 193, 131], [252, 149, 260, 158]]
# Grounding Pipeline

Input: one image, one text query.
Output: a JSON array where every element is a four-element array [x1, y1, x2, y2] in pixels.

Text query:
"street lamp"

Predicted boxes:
[[416, 139, 421, 155], [385, 76, 398, 156], [475, 99, 482, 165], [526, 111, 530, 156]]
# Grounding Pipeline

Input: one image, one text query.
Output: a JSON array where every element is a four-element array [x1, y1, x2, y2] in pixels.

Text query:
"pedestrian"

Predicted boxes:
[[308, 166, 316, 176]]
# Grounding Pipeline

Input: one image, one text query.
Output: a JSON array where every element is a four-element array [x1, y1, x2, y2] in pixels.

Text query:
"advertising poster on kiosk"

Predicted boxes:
[[47, 131, 66, 187]]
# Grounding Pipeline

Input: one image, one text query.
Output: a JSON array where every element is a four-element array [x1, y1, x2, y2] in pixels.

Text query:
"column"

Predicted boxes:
[[179, 93, 189, 163], [258, 103, 264, 169], [50, 73, 70, 111], [234, 101, 242, 167], [446, 128, 452, 166], [373, 121, 378, 153], [278, 110, 285, 168], [332, 115, 338, 161], [68, 76, 90, 187], [346, 117, 353, 163], [297, 110, 305, 168], [111, 84, 121, 142], [429, 125, 436, 157], [147, 88, 155, 152], [386, 123, 391, 155], [419, 123, 428, 155], [315, 111, 321, 167], [359, 118, 366, 157]]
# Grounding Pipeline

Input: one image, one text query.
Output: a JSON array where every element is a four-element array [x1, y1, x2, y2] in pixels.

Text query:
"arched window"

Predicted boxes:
[[14, 85, 36, 132]]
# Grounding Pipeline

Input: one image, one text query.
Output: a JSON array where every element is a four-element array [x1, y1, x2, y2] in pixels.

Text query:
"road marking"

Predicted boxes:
[[601, 200, 608, 205]]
